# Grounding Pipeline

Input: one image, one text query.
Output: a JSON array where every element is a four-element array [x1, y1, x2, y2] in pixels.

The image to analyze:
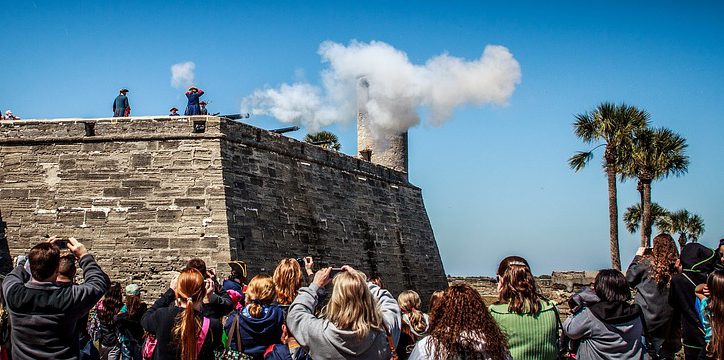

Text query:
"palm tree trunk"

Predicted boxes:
[[607, 163, 621, 270], [641, 179, 653, 248], [678, 233, 687, 249]]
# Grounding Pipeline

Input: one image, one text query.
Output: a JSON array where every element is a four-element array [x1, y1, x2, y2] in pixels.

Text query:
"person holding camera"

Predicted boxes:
[[1, 237, 111, 360], [287, 265, 401, 360], [625, 233, 681, 359]]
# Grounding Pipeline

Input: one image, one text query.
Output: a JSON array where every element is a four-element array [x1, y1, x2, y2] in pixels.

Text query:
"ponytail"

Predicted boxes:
[[246, 275, 276, 319], [179, 300, 200, 360], [408, 309, 428, 334], [398, 290, 428, 335], [172, 268, 206, 360]]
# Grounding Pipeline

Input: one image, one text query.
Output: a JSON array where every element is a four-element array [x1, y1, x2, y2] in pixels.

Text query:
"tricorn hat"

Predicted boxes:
[[227, 261, 248, 278], [199, 101, 207, 105], [169, 107, 178, 112], [119, 88, 129, 93], [188, 86, 198, 91]]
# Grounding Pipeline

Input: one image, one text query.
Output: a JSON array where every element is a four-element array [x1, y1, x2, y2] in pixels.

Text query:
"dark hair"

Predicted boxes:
[[186, 258, 207, 279], [58, 254, 77, 280], [28, 242, 60, 281], [369, 276, 385, 289], [707, 270, 724, 359], [496, 256, 543, 314], [594, 269, 630, 302], [125, 295, 143, 317], [98, 282, 123, 324], [427, 283, 509, 360]]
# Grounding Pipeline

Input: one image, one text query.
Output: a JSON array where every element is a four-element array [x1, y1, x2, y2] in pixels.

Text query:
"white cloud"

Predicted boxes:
[[170, 61, 195, 88], [242, 41, 522, 135]]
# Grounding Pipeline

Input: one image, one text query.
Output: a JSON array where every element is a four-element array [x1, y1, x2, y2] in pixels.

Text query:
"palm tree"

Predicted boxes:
[[621, 127, 689, 247], [303, 131, 341, 151], [657, 209, 705, 248], [623, 202, 670, 235], [569, 102, 649, 270]]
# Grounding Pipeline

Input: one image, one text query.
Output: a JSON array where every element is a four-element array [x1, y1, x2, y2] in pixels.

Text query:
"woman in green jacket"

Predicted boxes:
[[489, 256, 559, 360]]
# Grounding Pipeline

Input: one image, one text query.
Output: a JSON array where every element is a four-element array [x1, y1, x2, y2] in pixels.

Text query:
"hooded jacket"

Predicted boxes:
[[626, 255, 674, 332], [287, 282, 401, 360], [224, 303, 285, 356], [669, 243, 716, 350], [563, 300, 644, 360]]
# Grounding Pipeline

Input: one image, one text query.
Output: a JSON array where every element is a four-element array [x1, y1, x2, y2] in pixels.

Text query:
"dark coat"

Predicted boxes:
[[185, 90, 205, 115], [626, 255, 674, 332], [113, 95, 130, 117], [224, 305, 285, 356], [1, 255, 110, 360], [141, 291, 222, 360]]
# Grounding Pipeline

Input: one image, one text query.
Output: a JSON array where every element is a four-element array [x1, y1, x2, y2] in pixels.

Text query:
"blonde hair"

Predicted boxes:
[[322, 270, 383, 337], [273, 259, 304, 305], [173, 268, 206, 360], [398, 290, 427, 334], [246, 275, 276, 318]]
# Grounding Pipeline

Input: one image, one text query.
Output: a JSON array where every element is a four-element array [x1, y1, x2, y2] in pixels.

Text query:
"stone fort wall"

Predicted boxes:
[[0, 116, 448, 300]]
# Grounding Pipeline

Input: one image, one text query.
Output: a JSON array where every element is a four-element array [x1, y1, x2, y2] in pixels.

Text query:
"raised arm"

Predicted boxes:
[[1, 260, 31, 309], [368, 282, 401, 345], [626, 254, 645, 288], [67, 238, 110, 313], [287, 268, 332, 348], [141, 288, 177, 335], [563, 308, 593, 340]]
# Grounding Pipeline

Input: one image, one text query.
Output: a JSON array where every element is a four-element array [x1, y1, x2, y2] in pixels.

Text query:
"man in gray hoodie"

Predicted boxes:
[[2, 237, 110, 359], [287, 266, 401, 360]]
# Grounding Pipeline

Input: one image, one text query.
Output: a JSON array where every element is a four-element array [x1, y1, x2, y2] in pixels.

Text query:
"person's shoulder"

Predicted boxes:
[[488, 303, 509, 314]]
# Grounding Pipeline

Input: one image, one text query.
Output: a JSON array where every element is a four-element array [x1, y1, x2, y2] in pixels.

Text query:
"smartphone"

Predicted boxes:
[[643, 247, 653, 256], [330, 268, 344, 277], [55, 240, 69, 249]]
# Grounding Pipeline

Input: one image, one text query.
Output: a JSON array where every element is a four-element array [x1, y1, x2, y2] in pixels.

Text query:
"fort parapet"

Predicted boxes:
[[0, 116, 447, 300]]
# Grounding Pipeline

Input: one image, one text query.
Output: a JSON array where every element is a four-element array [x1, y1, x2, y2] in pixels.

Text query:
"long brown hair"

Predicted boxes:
[[125, 295, 143, 317], [246, 275, 276, 318], [273, 259, 303, 305], [322, 270, 383, 338], [398, 290, 428, 334], [707, 270, 724, 359], [99, 282, 123, 324], [173, 268, 206, 360], [427, 283, 509, 360], [496, 256, 543, 314], [648, 233, 679, 286]]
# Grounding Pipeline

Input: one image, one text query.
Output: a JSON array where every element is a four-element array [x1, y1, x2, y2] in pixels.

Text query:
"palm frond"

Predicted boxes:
[[568, 151, 594, 171]]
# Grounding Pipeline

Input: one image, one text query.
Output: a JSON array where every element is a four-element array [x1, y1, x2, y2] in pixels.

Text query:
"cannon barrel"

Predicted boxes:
[[218, 113, 250, 120], [271, 126, 300, 134]]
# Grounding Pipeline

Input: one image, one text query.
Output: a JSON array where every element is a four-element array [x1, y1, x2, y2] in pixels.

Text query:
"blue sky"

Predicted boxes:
[[3, 1, 723, 275]]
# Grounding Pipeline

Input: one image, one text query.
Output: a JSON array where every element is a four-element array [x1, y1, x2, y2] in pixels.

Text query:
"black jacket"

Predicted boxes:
[[669, 243, 716, 349], [1, 254, 110, 360], [626, 255, 674, 332], [141, 291, 222, 360]]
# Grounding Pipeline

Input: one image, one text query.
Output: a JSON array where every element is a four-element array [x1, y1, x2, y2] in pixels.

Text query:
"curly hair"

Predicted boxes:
[[426, 282, 509, 360], [98, 282, 123, 324], [648, 233, 679, 286], [496, 256, 543, 314], [273, 259, 303, 305], [707, 270, 724, 359]]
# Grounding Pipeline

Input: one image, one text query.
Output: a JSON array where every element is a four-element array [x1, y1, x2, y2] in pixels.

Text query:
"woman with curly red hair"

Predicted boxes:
[[409, 282, 511, 360], [626, 233, 680, 358]]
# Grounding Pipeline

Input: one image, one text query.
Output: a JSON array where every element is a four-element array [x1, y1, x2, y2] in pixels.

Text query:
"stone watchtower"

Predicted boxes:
[[357, 77, 409, 178]]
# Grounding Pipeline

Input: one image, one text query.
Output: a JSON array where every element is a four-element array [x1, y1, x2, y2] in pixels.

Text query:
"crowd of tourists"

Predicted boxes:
[[113, 88, 211, 118], [0, 234, 722, 360]]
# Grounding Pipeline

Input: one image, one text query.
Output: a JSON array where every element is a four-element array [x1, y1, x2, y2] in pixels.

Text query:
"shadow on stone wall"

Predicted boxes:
[[0, 211, 13, 275]]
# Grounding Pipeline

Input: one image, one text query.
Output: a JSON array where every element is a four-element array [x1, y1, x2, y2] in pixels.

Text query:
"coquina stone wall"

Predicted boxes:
[[0, 116, 447, 301]]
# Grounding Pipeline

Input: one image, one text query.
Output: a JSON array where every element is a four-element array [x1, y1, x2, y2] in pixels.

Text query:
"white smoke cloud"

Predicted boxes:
[[242, 40, 521, 135], [170, 61, 195, 88]]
